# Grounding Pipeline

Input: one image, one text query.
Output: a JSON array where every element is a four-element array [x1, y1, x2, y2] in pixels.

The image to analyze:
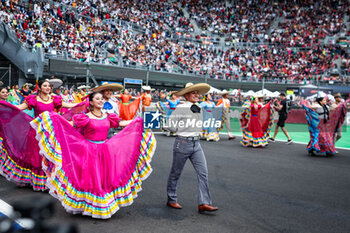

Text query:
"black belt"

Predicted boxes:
[[177, 136, 200, 141]]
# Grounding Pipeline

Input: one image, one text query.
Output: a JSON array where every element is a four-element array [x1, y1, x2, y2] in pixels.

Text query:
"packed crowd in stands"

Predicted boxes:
[[171, 42, 346, 83], [0, 0, 349, 84], [341, 50, 350, 75], [111, 0, 193, 34], [268, 0, 348, 47], [185, 0, 278, 41], [186, 0, 235, 35]]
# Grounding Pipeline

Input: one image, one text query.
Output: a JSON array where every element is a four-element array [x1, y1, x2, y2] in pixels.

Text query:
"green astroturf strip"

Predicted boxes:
[[221, 119, 350, 149]]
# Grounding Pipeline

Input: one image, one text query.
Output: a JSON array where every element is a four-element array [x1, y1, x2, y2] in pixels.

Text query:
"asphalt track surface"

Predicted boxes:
[[1, 134, 350, 233]]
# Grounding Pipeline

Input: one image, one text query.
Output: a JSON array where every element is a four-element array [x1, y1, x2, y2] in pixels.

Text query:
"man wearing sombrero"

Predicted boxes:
[[165, 82, 218, 213], [216, 90, 235, 140], [91, 82, 123, 116], [73, 85, 90, 103]]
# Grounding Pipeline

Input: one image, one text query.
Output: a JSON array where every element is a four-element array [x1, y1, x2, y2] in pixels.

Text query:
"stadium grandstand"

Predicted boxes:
[[1, 1, 350, 231], [0, 0, 349, 92]]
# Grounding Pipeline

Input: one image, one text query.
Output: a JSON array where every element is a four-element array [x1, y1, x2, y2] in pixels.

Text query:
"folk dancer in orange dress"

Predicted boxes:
[[216, 90, 235, 140], [141, 86, 153, 112], [116, 89, 141, 120]]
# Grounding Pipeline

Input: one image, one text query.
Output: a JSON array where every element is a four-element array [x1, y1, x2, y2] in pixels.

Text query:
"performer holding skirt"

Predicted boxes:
[[141, 86, 153, 112], [1, 86, 34, 117], [117, 89, 141, 121], [31, 92, 156, 218], [302, 97, 348, 156], [240, 96, 274, 147], [0, 80, 76, 190]]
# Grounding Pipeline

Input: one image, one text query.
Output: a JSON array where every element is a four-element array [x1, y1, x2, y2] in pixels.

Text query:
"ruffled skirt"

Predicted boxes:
[[240, 104, 274, 147], [31, 112, 156, 218], [0, 101, 47, 190], [118, 98, 141, 120], [303, 103, 347, 155]]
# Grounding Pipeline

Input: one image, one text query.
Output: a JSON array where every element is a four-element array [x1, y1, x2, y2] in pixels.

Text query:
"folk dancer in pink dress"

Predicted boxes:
[[0, 80, 77, 190], [92, 83, 123, 138], [332, 93, 345, 143], [0, 87, 10, 102], [30, 92, 156, 218]]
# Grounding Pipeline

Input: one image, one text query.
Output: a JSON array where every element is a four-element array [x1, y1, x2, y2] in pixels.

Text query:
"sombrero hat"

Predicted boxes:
[[220, 89, 231, 95], [47, 79, 63, 89], [77, 85, 91, 90], [174, 82, 210, 97], [333, 93, 341, 98], [91, 83, 123, 92], [23, 83, 33, 87], [142, 86, 152, 91]]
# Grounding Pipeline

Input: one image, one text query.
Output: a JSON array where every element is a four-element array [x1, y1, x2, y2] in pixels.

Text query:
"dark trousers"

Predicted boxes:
[[167, 137, 212, 205]]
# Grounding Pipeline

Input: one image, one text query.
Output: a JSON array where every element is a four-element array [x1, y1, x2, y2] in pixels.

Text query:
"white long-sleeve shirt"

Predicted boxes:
[[164, 101, 203, 137]]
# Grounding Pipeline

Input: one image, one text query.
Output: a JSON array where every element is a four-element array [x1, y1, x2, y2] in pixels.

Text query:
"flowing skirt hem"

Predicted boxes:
[[307, 142, 336, 154], [31, 112, 156, 219], [302, 103, 339, 155], [202, 131, 220, 141], [240, 106, 274, 148], [0, 138, 47, 191]]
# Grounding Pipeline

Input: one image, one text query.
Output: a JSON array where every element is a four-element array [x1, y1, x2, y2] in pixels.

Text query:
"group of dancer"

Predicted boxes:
[[239, 91, 348, 156], [156, 86, 349, 157], [235, 91, 348, 157], [157, 90, 235, 141], [0, 80, 222, 219], [0, 80, 349, 219], [157, 89, 291, 147], [0, 80, 156, 219], [301, 93, 349, 156], [240, 92, 293, 148]]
